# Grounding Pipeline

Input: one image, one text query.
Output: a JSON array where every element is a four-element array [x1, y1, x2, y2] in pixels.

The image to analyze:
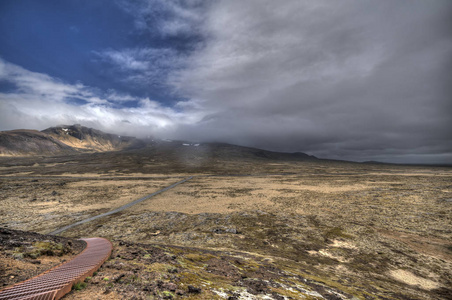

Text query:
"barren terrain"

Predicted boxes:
[[0, 154, 451, 299]]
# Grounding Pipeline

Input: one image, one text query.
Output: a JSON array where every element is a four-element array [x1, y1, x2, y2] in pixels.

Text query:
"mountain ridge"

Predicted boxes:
[[0, 125, 317, 161], [41, 124, 145, 152], [0, 129, 76, 156]]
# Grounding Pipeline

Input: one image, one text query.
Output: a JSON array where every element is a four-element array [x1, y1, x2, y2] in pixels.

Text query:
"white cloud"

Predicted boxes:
[[115, 0, 207, 37], [0, 58, 203, 137], [93, 47, 187, 87], [100, 50, 150, 71], [0, 59, 83, 102]]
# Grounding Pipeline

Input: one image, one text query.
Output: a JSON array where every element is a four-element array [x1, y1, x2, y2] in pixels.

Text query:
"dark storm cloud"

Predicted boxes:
[[167, 0, 452, 163]]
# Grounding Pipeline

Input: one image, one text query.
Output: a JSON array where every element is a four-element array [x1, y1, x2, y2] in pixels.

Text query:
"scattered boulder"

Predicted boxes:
[[212, 227, 239, 234], [187, 285, 202, 294]]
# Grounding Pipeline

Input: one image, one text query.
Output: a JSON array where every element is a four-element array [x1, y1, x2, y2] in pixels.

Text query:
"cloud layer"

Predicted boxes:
[[1, 0, 451, 163], [0, 58, 202, 137]]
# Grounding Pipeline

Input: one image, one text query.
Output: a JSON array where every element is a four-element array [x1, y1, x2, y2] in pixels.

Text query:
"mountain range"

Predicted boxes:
[[0, 124, 145, 156], [0, 124, 317, 162]]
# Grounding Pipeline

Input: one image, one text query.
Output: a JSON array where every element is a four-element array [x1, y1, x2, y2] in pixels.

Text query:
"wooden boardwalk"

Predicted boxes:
[[0, 238, 112, 300]]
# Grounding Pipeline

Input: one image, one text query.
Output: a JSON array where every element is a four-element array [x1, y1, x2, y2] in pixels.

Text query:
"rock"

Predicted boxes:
[[187, 285, 201, 293], [114, 273, 125, 283], [156, 280, 164, 289], [163, 282, 177, 292], [271, 292, 285, 300], [176, 289, 185, 296], [213, 227, 239, 234], [244, 279, 269, 294], [226, 228, 238, 234], [142, 285, 154, 292], [0, 229, 12, 235]]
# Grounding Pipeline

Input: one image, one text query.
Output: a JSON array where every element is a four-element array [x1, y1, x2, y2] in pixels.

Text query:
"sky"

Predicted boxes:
[[0, 0, 451, 164]]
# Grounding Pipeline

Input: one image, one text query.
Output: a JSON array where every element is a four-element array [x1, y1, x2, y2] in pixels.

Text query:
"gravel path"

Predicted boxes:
[[49, 176, 193, 235]]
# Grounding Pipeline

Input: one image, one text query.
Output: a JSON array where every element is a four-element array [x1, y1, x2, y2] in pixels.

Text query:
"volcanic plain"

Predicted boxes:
[[0, 145, 451, 299]]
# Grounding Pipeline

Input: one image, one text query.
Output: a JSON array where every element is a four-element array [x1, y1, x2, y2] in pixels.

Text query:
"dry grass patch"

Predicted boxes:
[[390, 269, 440, 290]]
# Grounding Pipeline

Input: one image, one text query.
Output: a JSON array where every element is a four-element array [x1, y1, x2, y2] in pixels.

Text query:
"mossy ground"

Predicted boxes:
[[0, 157, 451, 299]]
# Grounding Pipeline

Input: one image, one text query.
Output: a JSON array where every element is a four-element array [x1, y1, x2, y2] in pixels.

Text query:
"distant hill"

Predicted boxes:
[[0, 125, 144, 156], [117, 140, 318, 174], [0, 129, 76, 156], [156, 141, 318, 162], [42, 124, 145, 152], [0, 125, 316, 163]]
